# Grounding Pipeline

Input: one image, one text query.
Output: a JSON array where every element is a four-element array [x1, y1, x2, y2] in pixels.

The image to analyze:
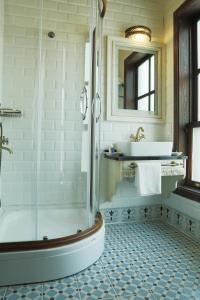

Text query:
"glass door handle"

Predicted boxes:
[[91, 97, 95, 118], [80, 86, 88, 121], [96, 93, 101, 123]]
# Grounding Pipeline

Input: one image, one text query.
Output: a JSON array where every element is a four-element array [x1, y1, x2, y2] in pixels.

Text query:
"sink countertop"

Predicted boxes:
[[104, 153, 188, 161]]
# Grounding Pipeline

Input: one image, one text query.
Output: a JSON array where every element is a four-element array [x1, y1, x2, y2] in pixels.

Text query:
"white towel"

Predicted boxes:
[[135, 161, 161, 195]]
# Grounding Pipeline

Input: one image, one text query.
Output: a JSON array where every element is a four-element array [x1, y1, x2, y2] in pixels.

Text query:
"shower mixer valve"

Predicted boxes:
[[0, 136, 13, 154], [2, 136, 9, 145]]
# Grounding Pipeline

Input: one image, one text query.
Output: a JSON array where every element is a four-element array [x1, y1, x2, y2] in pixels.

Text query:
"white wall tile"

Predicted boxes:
[[2, 0, 195, 215]]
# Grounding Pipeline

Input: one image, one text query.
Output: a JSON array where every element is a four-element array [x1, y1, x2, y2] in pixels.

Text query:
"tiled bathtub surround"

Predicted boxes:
[[1, 222, 200, 299], [101, 204, 200, 243]]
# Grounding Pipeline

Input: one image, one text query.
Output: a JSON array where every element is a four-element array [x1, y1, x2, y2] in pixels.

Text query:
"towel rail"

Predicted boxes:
[[122, 162, 185, 178]]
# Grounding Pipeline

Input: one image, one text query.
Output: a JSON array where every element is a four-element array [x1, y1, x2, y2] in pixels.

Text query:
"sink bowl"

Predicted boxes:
[[114, 142, 131, 155], [115, 141, 173, 157], [131, 142, 173, 157]]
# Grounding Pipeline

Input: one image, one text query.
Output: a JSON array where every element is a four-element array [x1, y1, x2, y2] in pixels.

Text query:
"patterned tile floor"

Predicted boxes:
[[1, 222, 200, 300]]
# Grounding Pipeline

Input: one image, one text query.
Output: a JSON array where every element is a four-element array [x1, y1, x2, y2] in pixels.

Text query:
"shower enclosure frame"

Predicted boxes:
[[0, 213, 103, 252]]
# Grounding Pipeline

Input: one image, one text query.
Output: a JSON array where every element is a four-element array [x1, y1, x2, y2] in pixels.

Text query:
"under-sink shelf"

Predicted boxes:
[[104, 154, 187, 200]]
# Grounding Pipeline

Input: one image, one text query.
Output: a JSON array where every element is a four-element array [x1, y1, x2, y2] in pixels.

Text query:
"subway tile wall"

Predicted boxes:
[[0, 0, 176, 209], [99, 0, 172, 207], [1, 0, 89, 208], [100, 0, 168, 153]]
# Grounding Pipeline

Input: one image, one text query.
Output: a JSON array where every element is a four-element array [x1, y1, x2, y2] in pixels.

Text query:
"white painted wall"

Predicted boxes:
[[164, 193, 200, 220]]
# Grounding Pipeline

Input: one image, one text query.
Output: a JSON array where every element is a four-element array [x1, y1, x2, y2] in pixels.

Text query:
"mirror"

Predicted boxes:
[[118, 50, 155, 112], [107, 36, 165, 123]]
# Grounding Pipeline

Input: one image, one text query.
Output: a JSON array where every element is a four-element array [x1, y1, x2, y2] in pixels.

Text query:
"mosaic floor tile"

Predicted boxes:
[[104, 222, 200, 299], [1, 222, 200, 300], [76, 262, 117, 299], [43, 276, 80, 300], [5, 284, 42, 300]]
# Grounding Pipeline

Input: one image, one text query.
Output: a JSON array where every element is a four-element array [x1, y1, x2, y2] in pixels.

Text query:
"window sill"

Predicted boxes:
[[174, 185, 200, 202]]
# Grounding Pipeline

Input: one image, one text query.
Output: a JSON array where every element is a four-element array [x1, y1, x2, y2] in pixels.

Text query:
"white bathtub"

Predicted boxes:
[[0, 208, 105, 286]]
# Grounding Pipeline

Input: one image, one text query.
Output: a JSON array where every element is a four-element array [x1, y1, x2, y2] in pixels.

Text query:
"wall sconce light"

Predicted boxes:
[[125, 26, 151, 42]]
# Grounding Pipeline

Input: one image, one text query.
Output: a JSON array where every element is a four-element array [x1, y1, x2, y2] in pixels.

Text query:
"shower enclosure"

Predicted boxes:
[[0, 0, 104, 286]]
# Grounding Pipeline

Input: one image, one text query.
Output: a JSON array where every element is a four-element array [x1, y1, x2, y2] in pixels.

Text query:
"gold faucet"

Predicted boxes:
[[130, 127, 145, 142]]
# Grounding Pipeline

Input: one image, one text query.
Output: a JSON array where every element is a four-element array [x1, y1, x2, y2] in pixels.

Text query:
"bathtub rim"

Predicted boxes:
[[0, 211, 103, 252]]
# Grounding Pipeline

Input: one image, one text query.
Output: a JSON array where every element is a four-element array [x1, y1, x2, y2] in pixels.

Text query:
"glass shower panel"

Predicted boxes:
[[0, 0, 42, 242], [36, 0, 91, 240], [89, 0, 102, 222], [0, 0, 97, 244]]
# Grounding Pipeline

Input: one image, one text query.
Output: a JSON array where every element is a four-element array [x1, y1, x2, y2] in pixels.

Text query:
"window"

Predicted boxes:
[[137, 55, 155, 112], [174, 0, 200, 201], [197, 21, 200, 120], [187, 18, 200, 189], [123, 53, 155, 111]]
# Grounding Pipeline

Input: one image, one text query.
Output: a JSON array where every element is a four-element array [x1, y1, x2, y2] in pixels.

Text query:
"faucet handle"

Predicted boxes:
[[2, 136, 9, 145], [130, 134, 136, 142], [140, 133, 145, 140]]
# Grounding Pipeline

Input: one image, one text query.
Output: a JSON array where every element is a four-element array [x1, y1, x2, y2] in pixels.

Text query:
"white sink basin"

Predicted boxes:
[[131, 142, 173, 157], [115, 141, 173, 157]]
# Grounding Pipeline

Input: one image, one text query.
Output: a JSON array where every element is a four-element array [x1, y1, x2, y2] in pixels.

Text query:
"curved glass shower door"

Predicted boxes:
[[35, 1, 92, 241], [0, 0, 97, 245]]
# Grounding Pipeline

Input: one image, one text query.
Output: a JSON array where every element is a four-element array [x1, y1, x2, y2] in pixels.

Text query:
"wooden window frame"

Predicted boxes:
[[123, 53, 155, 111], [136, 54, 155, 112], [174, 0, 200, 202]]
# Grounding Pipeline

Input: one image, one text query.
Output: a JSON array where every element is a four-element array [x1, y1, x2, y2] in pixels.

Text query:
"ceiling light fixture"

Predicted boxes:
[[125, 26, 151, 42]]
